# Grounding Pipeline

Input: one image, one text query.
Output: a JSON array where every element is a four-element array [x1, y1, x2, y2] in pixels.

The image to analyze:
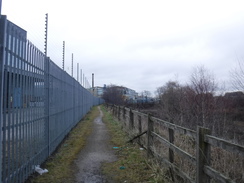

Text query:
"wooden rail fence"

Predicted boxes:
[[106, 104, 244, 183]]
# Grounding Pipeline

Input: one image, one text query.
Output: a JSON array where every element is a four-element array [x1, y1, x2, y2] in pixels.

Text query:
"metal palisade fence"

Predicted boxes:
[[0, 15, 103, 182]]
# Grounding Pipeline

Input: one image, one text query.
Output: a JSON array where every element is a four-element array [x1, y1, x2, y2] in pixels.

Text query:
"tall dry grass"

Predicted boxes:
[[108, 105, 244, 183]]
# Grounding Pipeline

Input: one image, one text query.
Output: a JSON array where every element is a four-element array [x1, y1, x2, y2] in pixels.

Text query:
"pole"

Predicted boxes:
[[62, 41, 65, 70], [77, 63, 79, 81], [83, 74, 85, 86], [0, 0, 2, 16], [71, 53, 73, 77], [80, 69, 82, 85], [92, 73, 94, 88], [44, 13, 48, 56], [0, 15, 8, 182]]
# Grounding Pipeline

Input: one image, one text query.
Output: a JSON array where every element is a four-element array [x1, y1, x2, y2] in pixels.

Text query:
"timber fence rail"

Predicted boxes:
[[106, 104, 244, 183], [0, 16, 103, 182]]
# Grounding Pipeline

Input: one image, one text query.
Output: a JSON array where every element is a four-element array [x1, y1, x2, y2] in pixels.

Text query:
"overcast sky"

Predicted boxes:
[[2, 0, 244, 95]]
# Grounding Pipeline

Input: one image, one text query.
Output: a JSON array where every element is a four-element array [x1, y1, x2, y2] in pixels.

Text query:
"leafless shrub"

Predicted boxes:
[[211, 147, 244, 183], [230, 59, 244, 91]]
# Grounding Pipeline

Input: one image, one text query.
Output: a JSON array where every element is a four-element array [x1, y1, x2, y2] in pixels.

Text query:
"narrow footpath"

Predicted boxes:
[[75, 106, 117, 183]]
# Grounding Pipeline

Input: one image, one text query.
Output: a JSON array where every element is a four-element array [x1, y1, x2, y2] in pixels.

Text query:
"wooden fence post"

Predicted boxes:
[[123, 107, 126, 128], [138, 115, 142, 145], [129, 109, 134, 130], [197, 126, 211, 183], [168, 127, 175, 181], [169, 128, 174, 163], [118, 106, 120, 121], [147, 114, 153, 158], [123, 107, 126, 121], [112, 105, 115, 115]]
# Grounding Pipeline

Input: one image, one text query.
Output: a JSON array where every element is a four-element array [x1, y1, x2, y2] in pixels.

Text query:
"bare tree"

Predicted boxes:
[[102, 84, 125, 105], [154, 66, 242, 141], [230, 59, 244, 91], [156, 81, 184, 123], [140, 90, 152, 97], [190, 65, 217, 94], [189, 65, 217, 127]]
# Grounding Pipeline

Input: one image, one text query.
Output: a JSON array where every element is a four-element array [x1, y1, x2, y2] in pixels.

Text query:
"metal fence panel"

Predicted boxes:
[[0, 16, 103, 183]]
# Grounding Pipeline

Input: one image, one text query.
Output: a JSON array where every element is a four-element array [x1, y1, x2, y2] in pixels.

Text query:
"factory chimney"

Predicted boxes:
[[92, 73, 94, 88], [92, 73, 95, 96]]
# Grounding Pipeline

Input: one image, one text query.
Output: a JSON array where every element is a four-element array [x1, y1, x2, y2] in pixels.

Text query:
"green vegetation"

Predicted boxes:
[[27, 106, 167, 183], [27, 107, 99, 183], [101, 106, 166, 183]]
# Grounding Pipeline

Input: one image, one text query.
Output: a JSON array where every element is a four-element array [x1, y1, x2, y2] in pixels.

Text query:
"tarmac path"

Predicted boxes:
[[75, 106, 117, 183]]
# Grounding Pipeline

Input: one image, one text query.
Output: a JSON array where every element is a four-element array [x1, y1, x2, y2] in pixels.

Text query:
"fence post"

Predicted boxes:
[[112, 105, 115, 115], [129, 109, 134, 130], [118, 106, 120, 121], [115, 105, 117, 117], [138, 115, 142, 145], [147, 114, 153, 158], [197, 126, 211, 183], [123, 107, 126, 121], [44, 57, 50, 155], [0, 15, 7, 182], [122, 107, 126, 129], [168, 127, 174, 163], [168, 126, 175, 181]]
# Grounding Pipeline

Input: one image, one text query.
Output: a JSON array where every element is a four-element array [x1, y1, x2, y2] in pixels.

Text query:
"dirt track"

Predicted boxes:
[[75, 107, 117, 183]]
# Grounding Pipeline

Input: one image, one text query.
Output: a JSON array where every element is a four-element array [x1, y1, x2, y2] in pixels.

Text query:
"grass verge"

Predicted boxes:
[[101, 106, 166, 183], [27, 107, 99, 183]]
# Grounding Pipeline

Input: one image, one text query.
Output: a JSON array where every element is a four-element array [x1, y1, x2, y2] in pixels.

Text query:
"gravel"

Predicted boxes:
[[75, 107, 117, 183]]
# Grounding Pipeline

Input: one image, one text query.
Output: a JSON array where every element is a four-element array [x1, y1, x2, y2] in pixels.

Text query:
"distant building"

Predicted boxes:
[[107, 86, 138, 102], [122, 87, 138, 101], [92, 86, 105, 98], [92, 85, 138, 101], [136, 95, 155, 104]]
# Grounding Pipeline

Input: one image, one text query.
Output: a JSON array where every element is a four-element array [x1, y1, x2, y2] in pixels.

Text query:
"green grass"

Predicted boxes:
[[27, 107, 100, 183], [101, 106, 167, 183], [27, 105, 168, 183]]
